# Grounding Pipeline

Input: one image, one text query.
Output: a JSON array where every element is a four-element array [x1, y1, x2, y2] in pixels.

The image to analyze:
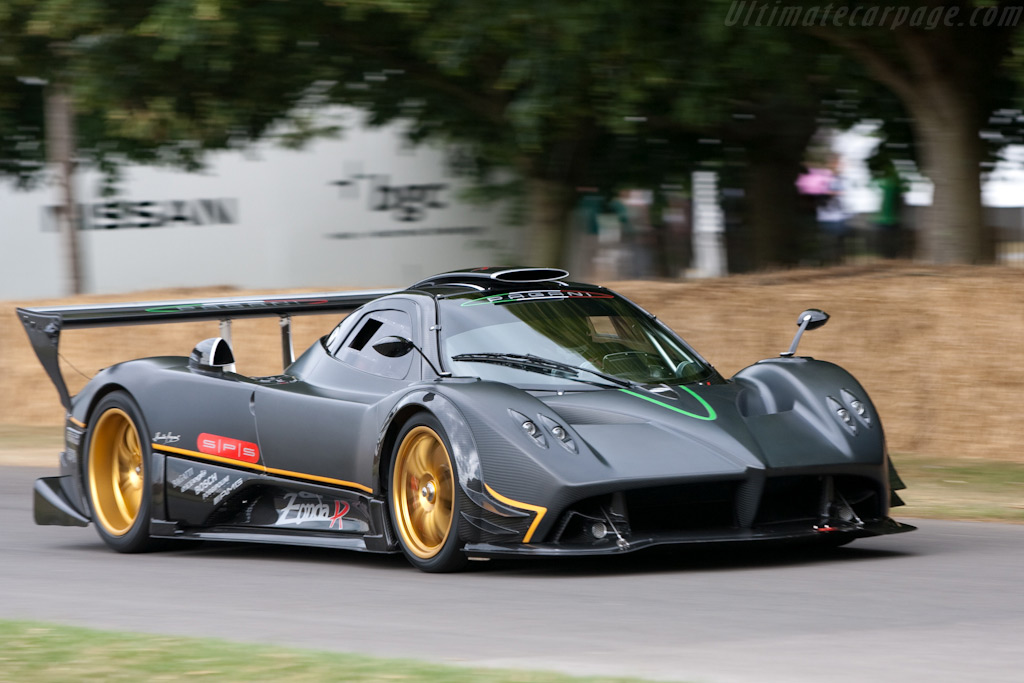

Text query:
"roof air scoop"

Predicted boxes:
[[409, 267, 570, 289], [189, 337, 236, 373], [490, 267, 569, 283]]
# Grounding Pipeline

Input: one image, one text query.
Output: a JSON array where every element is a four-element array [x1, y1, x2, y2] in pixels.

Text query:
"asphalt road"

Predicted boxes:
[[3, 465, 1023, 683]]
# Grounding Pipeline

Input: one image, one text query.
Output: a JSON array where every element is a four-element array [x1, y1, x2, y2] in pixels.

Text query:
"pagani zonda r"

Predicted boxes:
[[19, 267, 912, 572]]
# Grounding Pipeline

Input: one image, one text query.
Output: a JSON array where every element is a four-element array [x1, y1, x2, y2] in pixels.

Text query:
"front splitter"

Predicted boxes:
[[462, 517, 916, 558]]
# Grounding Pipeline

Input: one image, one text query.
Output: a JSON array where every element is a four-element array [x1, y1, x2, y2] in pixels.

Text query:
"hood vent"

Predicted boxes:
[[547, 405, 646, 426]]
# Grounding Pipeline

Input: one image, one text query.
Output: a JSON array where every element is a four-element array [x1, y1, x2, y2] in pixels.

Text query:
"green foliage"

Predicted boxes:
[[0, 78, 46, 186], [0, 0, 333, 184], [0, 0, 852, 183], [0, 619, 648, 682]]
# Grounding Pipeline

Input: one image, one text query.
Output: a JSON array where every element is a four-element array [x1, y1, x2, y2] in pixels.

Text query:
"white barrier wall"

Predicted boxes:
[[0, 110, 512, 299]]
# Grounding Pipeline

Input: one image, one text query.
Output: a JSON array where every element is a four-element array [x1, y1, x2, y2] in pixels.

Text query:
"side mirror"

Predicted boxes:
[[372, 335, 451, 378], [799, 308, 830, 331], [780, 309, 829, 357], [372, 336, 415, 358]]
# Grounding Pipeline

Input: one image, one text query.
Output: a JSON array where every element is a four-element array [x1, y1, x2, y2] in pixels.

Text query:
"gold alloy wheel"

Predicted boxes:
[[88, 408, 144, 536], [392, 425, 455, 559]]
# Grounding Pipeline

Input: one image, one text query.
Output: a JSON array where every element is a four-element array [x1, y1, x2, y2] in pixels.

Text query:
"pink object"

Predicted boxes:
[[797, 168, 833, 195]]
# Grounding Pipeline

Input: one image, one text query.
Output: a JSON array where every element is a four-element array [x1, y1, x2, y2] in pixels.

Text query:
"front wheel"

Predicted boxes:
[[389, 414, 467, 572], [84, 391, 158, 553]]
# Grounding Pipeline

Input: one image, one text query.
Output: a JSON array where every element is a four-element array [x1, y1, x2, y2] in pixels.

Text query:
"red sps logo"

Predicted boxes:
[[197, 433, 260, 463]]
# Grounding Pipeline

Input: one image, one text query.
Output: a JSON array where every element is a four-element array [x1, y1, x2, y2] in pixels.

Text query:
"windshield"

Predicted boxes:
[[439, 289, 713, 387]]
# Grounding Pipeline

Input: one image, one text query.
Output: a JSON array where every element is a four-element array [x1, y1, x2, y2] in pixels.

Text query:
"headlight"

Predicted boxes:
[[841, 389, 872, 427], [508, 409, 577, 452], [509, 409, 546, 447], [827, 396, 857, 434], [540, 414, 577, 453]]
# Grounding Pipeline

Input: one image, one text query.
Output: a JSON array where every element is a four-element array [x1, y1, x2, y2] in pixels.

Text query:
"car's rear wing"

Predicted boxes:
[[17, 289, 393, 410]]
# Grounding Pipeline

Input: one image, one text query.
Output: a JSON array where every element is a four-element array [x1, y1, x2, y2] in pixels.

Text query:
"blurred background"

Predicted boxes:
[[2, 0, 1024, 297]]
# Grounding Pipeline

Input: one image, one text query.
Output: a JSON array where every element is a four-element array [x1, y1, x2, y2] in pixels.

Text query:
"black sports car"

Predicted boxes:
[[19, 267, 912, 572]]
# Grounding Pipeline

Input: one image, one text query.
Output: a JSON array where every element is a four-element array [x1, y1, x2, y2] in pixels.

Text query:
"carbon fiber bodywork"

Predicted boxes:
[[21, 268, 913, 569]]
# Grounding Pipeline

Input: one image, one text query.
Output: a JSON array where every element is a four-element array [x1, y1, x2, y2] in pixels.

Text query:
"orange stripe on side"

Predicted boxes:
[[263, 466, 373, 494], [152, 443, 374, 494], [153, 443, 266, 473], [484, 483, 547, 543], [68, 416, 86, 428]]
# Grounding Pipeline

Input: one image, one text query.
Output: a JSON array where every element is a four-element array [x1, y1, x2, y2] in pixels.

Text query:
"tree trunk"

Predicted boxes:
[[45, 83, 84, 294], [811, 29, 1004, 265], [727, 101, 818, 271], [743, 152, 812, 269], [524, 178, 572, 266], [909, 92, 992, 263]]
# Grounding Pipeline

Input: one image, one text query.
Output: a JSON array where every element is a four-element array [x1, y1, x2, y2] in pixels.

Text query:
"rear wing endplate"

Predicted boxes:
[[17, 289, 393, 411]]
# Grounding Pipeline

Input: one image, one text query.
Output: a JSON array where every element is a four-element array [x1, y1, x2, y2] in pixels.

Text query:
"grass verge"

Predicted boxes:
[[892, 453, 1024, 523], [0, 620, 644, 683], [0, 424, 64, 466]]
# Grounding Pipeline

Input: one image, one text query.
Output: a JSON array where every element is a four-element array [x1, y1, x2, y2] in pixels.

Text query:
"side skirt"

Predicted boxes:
[[159, 454, 399, 553], [148, 522, 400, 553]]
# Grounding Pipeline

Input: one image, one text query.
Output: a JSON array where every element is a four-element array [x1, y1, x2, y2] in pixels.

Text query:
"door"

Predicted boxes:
[[252, 302, 421, 490]]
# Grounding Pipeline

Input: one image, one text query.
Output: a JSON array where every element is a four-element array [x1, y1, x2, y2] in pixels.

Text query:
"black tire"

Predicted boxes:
[[388, 414, 467, 573], [83, 391, 158, 553]]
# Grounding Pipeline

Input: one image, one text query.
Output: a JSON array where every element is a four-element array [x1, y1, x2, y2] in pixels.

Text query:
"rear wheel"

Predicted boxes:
[[389, 415, 467, 572], [85, 391, 157, 553]]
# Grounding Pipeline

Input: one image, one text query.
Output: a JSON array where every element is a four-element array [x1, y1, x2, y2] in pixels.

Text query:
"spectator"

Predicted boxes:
[[870, 158, 906, 259], [816, 159, 850, 265]]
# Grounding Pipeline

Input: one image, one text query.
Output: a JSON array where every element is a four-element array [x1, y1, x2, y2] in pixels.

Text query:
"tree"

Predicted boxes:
[[0, 0, 342, 291], [12, 0, 1004, 277], [319, 0, 867, 268], [801, 0, 1024, 263], [636, 16, 859, 269]]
